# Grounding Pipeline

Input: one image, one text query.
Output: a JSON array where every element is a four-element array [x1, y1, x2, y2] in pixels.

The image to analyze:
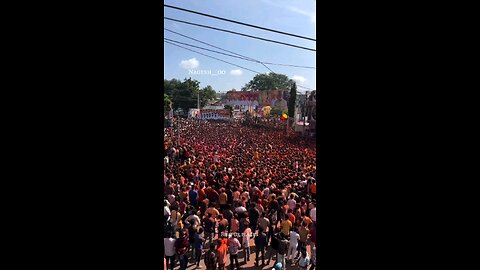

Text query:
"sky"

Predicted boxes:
[[163, 0, 316, 93]]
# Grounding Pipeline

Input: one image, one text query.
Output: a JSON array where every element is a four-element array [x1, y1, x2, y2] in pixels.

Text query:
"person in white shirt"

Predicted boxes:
[[297, 250, 310, 270], [167, 194, 176, 205], [185, 213, 201, 227], [287, 228, 300, 261], [287, 195, 297, 211], [299, 179, 308, 188], [164, 201, 171, 220], [164, 233, 176, 270], [310, 207, 316, 223], [164, 155, 169, 165], [243, 227, 252, 262], [241, 191, 250, 202]]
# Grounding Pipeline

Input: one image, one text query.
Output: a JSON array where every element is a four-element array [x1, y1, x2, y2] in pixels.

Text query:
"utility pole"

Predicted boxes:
[[304, 91, 308, 138], [176, 110, 179, 146], [197, 90, 200, 125]]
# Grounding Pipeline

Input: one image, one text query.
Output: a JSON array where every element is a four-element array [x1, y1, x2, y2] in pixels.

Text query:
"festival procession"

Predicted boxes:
[[163, 1, 316, 269]]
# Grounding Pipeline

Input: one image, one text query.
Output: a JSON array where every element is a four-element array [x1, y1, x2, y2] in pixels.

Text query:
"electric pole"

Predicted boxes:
[[197, 90, 200, 125], [304, 91, 308, 138]]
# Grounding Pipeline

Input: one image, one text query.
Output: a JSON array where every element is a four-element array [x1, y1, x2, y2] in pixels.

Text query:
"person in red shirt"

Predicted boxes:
[[208, 188, 219, 203], [179, 198, 188, 216], [310, 224, 316, 249]]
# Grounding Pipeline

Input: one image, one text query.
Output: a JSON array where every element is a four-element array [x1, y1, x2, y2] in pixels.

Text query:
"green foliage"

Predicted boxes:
[[242, 73, 295, 91], [200, 85, 216, 107], [270, 106, 287, 117], [288, 82, 297, 118], [163, 78, 216, 112], [224, 104, 233, 117], [164, 94, 172, 115]]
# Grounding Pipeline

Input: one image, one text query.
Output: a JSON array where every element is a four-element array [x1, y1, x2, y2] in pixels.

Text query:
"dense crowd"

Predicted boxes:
[[163, 118, 317, 270]]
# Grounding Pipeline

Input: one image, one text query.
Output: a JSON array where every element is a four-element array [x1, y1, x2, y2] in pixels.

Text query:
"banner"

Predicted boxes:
[[226, 90, 289, 109], [200, 109, 231, 120]]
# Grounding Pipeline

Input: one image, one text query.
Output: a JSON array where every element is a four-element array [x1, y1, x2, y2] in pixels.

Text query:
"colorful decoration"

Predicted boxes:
[[262, 106, 272, 117]]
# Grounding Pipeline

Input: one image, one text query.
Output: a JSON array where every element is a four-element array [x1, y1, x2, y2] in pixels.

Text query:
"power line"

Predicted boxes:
[[297, 85, 316, 91], [164, 40, 262, 74], [164, 17, 316, 52], [165, 38, 252, 61], [261, 62, 316, 69], [165, 28, 261, 63], [165, 38, 316, 72], [164, 28, 315, 69], [164, 4, 316, 42], [165, 28, 273, 73], [165, 37, 315, 91], [164, 39, 277, 73]]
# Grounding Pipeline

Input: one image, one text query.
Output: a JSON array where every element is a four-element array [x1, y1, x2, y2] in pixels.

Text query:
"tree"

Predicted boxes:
[[224, 104, 233, 117], [242, 73, 294, 91], [164, 79, 182, 97], [270, 106, 287, 117], [200, 85, 216, 107], [163, 78, 218, 114], [286, 82, 297, 128], [288, 82, 297, 117], [164, 94, 172, 116], [164, 78, 201, 113]]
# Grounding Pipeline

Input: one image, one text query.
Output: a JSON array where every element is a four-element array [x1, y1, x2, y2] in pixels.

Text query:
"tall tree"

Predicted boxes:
[[164, 94, 172, 116], [224, 104, 233, 117], [163, 78, 218, 113], [164, 79, 182, 96], [199, 85, 216, 107], [288, 82, 297, 118], [242, 73, 294, 91], [164, 78, 201, 113]]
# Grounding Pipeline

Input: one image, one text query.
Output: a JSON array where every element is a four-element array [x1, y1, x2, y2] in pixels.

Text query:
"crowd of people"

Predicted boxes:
[[163, 118, 317, 270]]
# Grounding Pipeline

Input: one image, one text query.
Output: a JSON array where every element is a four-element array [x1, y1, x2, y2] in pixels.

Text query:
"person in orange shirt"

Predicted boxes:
[[216, 237, 228, 270], [219, 188, 228, 211], [280, 216, 293, 238], [302, 214, 313, 228]]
